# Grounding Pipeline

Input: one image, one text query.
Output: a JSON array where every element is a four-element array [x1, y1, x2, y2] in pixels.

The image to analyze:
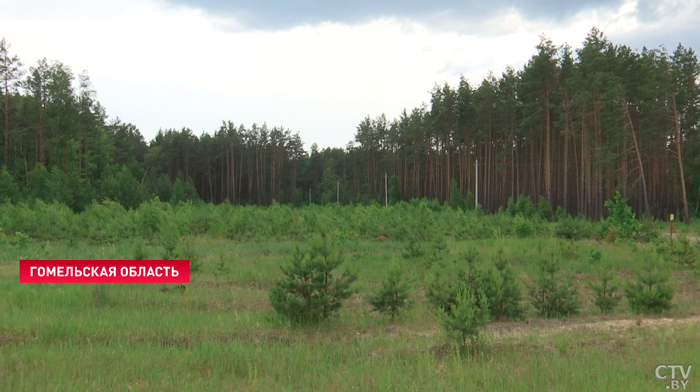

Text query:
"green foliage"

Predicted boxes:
[[319, 167, 340, 205], [389, 175, 401, 205], [423, 235, 448, 267], [463, 191, 475, 211], [214, 253, 230, 276], [554, 217, 588, 240], [513, 215, 534, 238], [135, 198, 167, 242], [13, 231, 28, 249], [529, 255, 581, 318], [158, 219, 180, 260], [506, 197, 517, 216], [28, 164, 53, 202], [178, 238, 201, 274], [587, 248, 603, 264], [83, 200, 134, 244], [438, 289, 490, 350], [100, 165, 146, 210], [368, 261, 412, 319], [426, 250, 523, 321], [481, 251, 524, 320], [625, 259, 675, 314], [600, 191, 641, 240], [656, 235, 698, 269], [0, 166, 20, 203], [269, 233, 357, 323], [132, 238, 149, 260], [516, 195, 536, 218], [402, 237, 425, 259], [537, 196, 553, 221], [589, 263, 622, 314], [449, 179, 463, 210]]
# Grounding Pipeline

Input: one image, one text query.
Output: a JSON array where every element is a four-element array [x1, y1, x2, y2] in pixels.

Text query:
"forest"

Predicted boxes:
[[1, 27, 699, 221]]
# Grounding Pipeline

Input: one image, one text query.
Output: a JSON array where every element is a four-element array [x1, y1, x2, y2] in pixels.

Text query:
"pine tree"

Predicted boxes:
[[369, 261, 412, 319]]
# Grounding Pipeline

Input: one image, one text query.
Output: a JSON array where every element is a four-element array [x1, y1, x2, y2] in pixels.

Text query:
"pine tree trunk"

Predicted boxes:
[[672, 94, 690, 224]]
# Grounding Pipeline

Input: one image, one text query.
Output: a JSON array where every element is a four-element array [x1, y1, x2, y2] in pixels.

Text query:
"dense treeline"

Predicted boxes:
[[1, 28, 699, 220]]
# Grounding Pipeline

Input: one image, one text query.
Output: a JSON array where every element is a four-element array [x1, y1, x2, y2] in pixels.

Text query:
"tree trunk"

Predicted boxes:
[[671, 94, 690, 224]]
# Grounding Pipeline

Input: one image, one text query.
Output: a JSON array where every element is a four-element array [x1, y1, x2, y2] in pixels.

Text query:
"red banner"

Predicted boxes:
[[19, 260, 190, 283]]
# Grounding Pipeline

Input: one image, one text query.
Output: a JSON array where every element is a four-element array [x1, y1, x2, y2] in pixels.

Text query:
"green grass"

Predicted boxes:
[[1, 235, 698, 391]]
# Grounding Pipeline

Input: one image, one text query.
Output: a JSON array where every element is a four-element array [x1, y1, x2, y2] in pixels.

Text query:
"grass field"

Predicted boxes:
[[1, 230, 699, 391]]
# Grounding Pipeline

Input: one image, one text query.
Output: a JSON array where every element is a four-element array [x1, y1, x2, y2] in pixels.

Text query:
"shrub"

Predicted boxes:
[[516, 195, 536, 218], [589, 264, 622, 314], [14, 231, 28, 249], [514, 215, 534, 238], [537, 196, 553, 221], [132, 239, 149, 260], [426, 250, 523, 321], [656, 235, 697, 269], [439, 288, 490, 352], [481, 251, 524, 320], [587, 248, 603, 264], [135, 197, 167, 242], [269, 233, 357, 323], [158, 220, 180, 260], [402, 237, 425, 259], [506, 197, 518, 216], [529, 255, 581, 318], [369, 261, 412, 319], [178, 239, 201, 274], [554, 218, 585, 240], [214, 253, 230, 276], [625, 259, 675, 314], [600, 191, 641, 240]]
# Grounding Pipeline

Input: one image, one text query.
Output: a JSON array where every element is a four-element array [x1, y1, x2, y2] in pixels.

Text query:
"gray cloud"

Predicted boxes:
[[169, 0, 629, 32]]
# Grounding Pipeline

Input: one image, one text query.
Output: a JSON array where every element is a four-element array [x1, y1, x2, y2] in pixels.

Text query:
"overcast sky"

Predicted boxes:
[[1, 0, 699, 150]]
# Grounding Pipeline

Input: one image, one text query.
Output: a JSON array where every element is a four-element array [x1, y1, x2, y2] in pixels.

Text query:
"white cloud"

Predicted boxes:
[[1, 0, 695, 150]]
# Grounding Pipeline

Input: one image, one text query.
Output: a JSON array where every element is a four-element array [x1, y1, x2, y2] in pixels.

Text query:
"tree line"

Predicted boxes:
[[1, 27, 699, 221]]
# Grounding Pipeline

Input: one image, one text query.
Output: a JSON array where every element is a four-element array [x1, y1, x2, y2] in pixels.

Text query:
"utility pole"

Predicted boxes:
[[385, 173, 388, 207], [475, 159, 479, 210]]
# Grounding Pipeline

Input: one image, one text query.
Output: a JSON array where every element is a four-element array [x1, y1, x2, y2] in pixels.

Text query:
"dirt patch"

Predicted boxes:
[[398, 314, 700, 342], [488, 314, 700, 340]]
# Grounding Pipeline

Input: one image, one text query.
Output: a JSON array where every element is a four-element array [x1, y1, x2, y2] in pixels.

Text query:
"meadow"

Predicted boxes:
[[0, 199, 699, 391]]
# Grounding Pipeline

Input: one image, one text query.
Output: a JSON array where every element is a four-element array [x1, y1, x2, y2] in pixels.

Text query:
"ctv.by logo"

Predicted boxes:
[[655, 365, 692, 390]]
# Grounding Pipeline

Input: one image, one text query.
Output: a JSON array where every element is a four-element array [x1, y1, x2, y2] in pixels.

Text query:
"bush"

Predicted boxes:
[[529, 255, 581, 318], [134, 197, 167, 242], [537, 196, 553, 221], [589, 263, 622, 314], [625, 259, 675, 314], [481, 251, 524, 320], [600, 191, 641, 240], [516, 195, 536, 218], [554, 218, 587, 240], [402, 237, 425, 259], [368, 261, 412, 319], [656, 235, 697, 269], [214, 253, 230, 276], [13, 231, 28, 249], [178, 239, 201, 273], [439, 289, 490, 351], [587, 248, 602, 264], [158, 219, 180, 260], [514, 215, 534, 238], [426, 250, 523, 321], [269, 233, 357, 323], [132, 239, 149, 260]]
